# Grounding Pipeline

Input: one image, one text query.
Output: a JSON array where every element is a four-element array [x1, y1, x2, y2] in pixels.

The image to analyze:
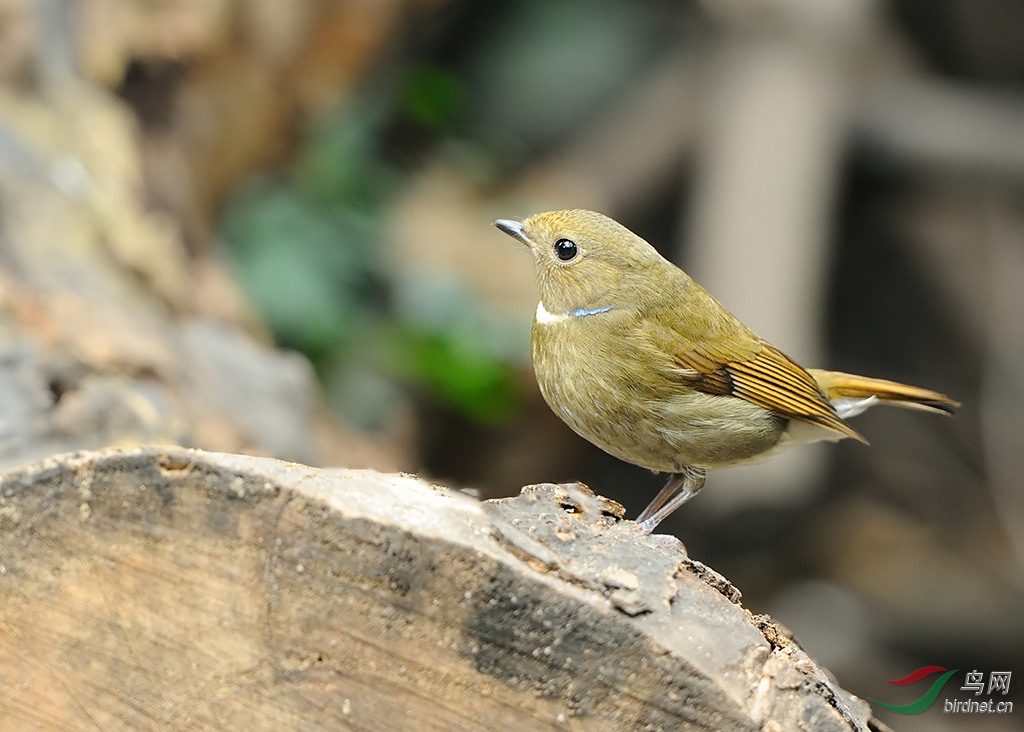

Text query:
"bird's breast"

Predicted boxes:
[[529, 309, 786, 471]]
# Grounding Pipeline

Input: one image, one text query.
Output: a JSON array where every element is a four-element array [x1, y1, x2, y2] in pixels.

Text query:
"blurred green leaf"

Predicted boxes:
[[395, 326, 521, 424], [297, 107, 391, 210], [220, 178, 379, 355], [402, 65, 465, 130]]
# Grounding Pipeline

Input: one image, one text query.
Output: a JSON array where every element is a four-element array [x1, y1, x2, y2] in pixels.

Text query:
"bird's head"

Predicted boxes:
[[493, 209, 673, 315]]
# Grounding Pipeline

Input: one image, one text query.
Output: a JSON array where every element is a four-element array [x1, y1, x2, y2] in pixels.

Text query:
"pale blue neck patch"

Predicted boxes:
[[536, 302, 613, 324], [570, 305, 614, 318]]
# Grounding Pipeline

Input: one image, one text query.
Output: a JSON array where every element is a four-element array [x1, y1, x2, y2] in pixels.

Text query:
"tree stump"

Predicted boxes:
[[0, 447, 883, 730]]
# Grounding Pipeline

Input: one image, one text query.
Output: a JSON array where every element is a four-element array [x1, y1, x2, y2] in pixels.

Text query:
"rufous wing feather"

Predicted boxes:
[[668, 339, 865, 442], [722, 345, 865, 441]]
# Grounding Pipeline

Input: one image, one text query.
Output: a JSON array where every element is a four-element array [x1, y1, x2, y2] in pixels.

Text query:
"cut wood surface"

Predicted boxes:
[[0, 447, 884, 731]]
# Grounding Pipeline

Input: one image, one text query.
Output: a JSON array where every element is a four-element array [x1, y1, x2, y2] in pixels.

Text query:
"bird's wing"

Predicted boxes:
[[642, 316, 864, 442], [722, 343, 864, 441]]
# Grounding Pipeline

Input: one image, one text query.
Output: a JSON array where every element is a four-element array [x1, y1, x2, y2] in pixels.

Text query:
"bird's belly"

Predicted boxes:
[[532, 334, 785, 471]]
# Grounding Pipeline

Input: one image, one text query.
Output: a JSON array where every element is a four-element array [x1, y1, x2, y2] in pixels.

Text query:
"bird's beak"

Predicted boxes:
[[493, 218, 531, 248]]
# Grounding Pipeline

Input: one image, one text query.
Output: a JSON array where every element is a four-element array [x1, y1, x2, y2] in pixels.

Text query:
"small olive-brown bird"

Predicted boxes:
[[494, 209, 958, 533]]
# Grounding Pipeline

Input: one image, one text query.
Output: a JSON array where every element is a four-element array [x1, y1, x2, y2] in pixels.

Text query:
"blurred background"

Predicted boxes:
[[0, 0, 1021, 728]]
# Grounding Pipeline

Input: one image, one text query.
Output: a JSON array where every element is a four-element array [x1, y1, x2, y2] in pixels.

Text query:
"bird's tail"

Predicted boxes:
[[808, 369, 959, 420]]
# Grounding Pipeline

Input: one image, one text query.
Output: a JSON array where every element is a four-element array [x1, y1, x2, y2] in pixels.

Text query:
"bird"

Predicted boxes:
[[493, 209, 959, 533]]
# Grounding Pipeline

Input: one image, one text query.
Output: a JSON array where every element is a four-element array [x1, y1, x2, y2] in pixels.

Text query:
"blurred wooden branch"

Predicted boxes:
[[521, 47, 703, 214], [856, 77, 1024, 176], [980, 188, 1024, 582], [0, 447, 887, 731]]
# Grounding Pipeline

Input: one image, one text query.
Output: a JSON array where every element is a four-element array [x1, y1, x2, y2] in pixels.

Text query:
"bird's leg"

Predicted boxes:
[[636, 466, 706, 533]]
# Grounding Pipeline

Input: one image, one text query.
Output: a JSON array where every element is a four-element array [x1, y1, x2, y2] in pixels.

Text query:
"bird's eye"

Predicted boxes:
[[554, 238, 578, 261]]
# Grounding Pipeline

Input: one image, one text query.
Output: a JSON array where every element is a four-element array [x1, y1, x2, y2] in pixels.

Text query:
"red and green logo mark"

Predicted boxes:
[[871, 666, 959, 714]]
